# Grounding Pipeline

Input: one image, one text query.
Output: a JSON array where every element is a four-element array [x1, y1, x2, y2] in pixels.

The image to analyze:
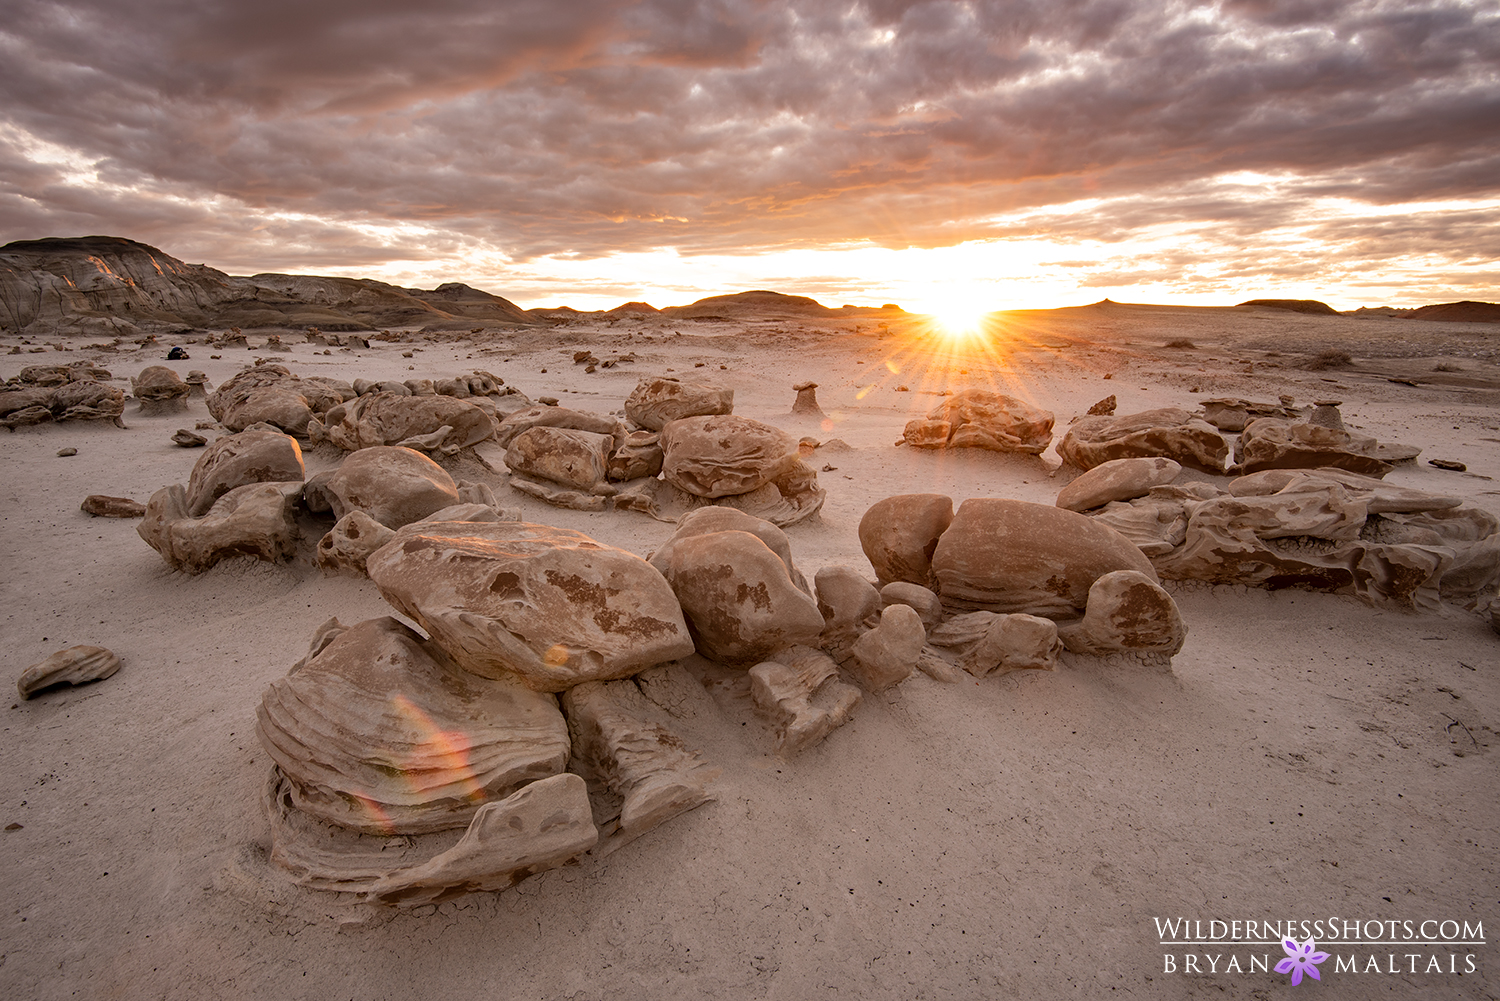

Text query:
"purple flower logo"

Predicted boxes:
[[1275, 937, 1330, 985]]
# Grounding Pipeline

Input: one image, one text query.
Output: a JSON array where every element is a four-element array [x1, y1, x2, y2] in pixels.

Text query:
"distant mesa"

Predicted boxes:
[[1236, 299, 1339, 315], [1408, 300, 1500, 323], [608, 301, 660, 314]]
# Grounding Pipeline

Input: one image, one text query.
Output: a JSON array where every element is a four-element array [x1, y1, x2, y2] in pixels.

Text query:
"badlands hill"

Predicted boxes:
[[0, 236, 543, 339]]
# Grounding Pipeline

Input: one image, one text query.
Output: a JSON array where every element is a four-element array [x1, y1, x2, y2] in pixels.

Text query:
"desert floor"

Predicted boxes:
[[2, 302, 1498, 1000]]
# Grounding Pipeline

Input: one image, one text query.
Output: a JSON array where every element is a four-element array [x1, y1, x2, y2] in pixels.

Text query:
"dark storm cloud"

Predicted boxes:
[[1, 0, 1496, 289]]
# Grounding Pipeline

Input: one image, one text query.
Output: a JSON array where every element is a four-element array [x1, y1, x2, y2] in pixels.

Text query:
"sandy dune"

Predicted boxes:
[[2, 302, 1497, 999]]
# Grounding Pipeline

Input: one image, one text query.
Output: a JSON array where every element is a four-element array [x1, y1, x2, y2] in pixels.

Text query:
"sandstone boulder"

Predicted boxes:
[[495, 405, 621, 449], [858, 493, 954, 587], [1056, 457, 1182, 512], [505, 426, 613, 491], [649, 529, 824, 666], [46, 380, 125, 423], [626, 376, 734, 430], [1235, 417, 1392, 477], [367, 521, 694, 691], [664, 507, 810, 593], [607, 430, 663, 481], [847, 603, 925, 691], [660, 415, 799, 498], [748, 646, 861, 755], [1057, 408, 1228, 473], [256, 617, 570, 835], [902, 389, 1054, 454], [814, 566, 882, 654], [1057, 570, 1187, 659], [879, 582, 944, 630], [316, 510, 396, 575], [138, 481, 302, 573], [314, 392, 495, 454], [185, 429, 305, 517], [928, 611, 1062, 676], [561, 679, 717, 837], [322, 446, 460, 528], [931, 498, 1157, 616]]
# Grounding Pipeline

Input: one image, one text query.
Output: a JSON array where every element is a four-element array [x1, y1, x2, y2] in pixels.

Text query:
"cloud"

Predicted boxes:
[[1, 0, 1496, 304]]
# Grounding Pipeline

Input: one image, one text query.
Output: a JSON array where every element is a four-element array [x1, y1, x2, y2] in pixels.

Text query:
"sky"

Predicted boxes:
[[1, 0, 1497, 314]]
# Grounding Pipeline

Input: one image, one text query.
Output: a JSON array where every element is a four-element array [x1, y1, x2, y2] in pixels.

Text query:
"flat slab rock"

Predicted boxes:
[[18, 645, 121, 698], [367, 520, 694, 691]]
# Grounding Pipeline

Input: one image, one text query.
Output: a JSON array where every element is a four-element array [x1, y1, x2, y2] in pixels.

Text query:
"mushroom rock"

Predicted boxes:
[[660, 415, 799, 498], [879, 582, 944, 631], [322, 446, 460, 529], [138, 481, 302, 573], [316, 510, 396, 575], [1056, 571, 1187, 661], [560, 678, 718, 838], [256, 616, 571, 835], [625, 376, 734, 431], [666, 507, 810, 594], [47, 380, 125, 424], [313, 393, 496, 454], [1055, 457, 1183, 513], [1057, 408, 1229, 473], [931, 498, 1157, 616], [505, 426, 613, 491], [131, 365, 190, 414], [928, 611, 1062, 676], [648, 529, 824, 666], [367, 521, 694, 692], [748, 645, 861, 755], [1234, 416, 1393, 477], [183, 371, 211, 397], [858, 493, 954, 587], [185, 429, 305, 517], [18, 645, 121, 699], [846, 603, 925, 691], [495, 405, 621, 449], [791, 382, 824, 416], [902, 389, 1054, 454]]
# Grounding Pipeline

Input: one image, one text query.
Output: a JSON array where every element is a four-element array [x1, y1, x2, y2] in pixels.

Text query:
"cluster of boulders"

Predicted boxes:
[[0, 362, 126, 429], [858, 493, 1188, 670], [1057, 456, 1500, 610], [499, 375, 826, 527], [259, 509, 720, 903], [206, 363, 523, 452], [1055, 400, 1420, 477]]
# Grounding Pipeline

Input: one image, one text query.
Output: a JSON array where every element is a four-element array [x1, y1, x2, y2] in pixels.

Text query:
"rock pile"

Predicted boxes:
[[258, 513, 717, 905], [1076, 466, 1500, 609]]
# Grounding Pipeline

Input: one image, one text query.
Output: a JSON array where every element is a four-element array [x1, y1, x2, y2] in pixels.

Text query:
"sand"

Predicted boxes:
[[1, 302, 1497, 999]]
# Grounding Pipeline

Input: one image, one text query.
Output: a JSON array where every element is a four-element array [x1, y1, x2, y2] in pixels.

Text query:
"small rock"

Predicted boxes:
[[171, 429, 208, 447], [56, 447, 77, 457], [538, 396, 559, 406], [81, 495, 146, 518], [1429, 459, 1467, 472], [792, 382, 824, 416], [19, 645, 121, 699], [1086, 395, 1117, 416]]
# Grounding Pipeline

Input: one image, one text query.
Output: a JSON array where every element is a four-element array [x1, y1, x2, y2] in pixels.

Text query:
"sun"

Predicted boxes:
[[929, 303, 994, 341]]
